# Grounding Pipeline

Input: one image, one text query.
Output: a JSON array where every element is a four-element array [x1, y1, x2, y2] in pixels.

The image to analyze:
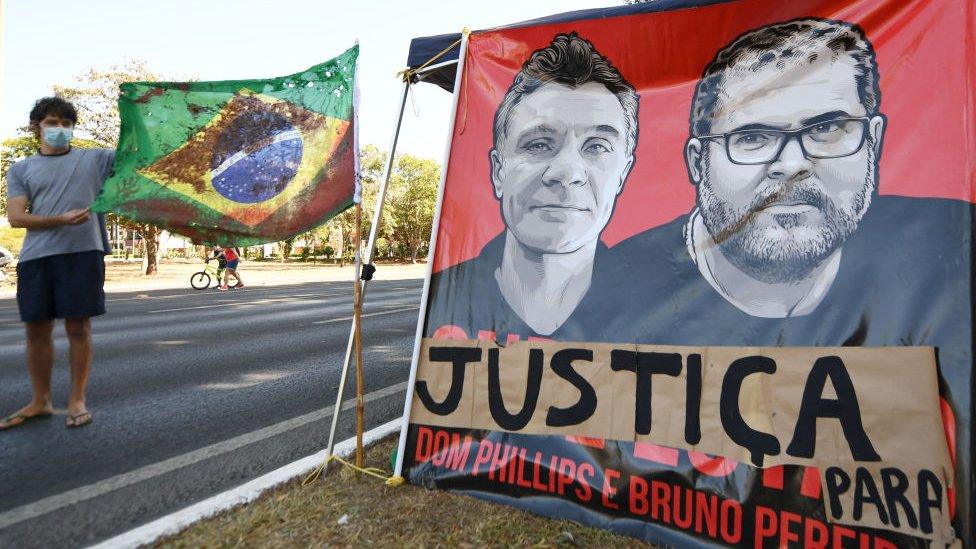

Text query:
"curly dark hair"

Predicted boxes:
[[29, 96, 78, 126], [690, 18, 880, 137], [492, 32, 639, 157]]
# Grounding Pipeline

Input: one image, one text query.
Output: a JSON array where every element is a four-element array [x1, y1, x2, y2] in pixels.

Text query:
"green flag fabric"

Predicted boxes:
[[92, 45, 359, 246]]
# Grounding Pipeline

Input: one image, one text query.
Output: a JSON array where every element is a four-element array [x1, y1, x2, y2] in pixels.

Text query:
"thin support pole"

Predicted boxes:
[[325, 79, 412, 461], [394, 30, 470, 478], [353, 201, 365, 466]]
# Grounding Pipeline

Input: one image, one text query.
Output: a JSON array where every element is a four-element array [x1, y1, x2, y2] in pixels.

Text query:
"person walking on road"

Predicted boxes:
[[1, 97, 115, 430], [219, 246, 244, 290]]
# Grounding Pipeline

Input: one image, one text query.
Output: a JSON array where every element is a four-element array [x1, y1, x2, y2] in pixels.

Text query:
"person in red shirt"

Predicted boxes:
[[218, 246, 244, 290]]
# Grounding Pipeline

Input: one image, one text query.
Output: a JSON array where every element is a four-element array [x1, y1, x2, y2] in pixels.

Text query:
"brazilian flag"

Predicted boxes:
[[92, 45, 359, 246]]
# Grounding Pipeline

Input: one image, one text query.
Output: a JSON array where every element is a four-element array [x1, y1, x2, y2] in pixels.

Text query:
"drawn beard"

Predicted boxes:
[[698, 145, 876, 284]]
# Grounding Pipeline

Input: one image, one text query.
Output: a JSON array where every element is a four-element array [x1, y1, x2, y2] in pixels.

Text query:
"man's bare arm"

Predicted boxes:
[[7, 195, 90, 229]]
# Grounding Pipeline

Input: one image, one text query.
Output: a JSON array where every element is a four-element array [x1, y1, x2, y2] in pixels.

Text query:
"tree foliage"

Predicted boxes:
[[387, 155, 440, 263], [297, 147, 441, 265]]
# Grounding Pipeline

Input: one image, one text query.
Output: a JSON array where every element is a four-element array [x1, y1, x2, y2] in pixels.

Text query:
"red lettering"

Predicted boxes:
[[548, 455, 558, 493], [575, 463, 595, 502], [557, 457, 577, 496], [602, 469, 621, 509], [755, 505, 778, 549], [720, 499, 742, 544], [444, 435, 472, 471], [780, 511, 801, 547], [506, 333, 521, 345], [874, 537, 897, 549], [486, 442, 504, 480], [832, 525, 857, 548], [694, 491, 718, 536], [650, 480, 671, 522], [804, 516, 829, 549], [629, 475, 649, 515], [476, 329, 496, 341], [471, 440, 493, 476], [415, 426, 434, 462], [673, 486, 693, 529], [431, 430, 450, 466], [531, 451, 547, 491], [516, 449, 533, 488]]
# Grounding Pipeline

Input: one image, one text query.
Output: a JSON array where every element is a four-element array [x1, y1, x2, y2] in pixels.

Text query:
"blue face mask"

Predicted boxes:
[[42, 127, 73, 148]]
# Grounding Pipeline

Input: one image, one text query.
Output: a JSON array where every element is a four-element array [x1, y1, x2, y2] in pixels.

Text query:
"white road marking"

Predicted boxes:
[[0, 382, 407, 531], [89, 419, 402, 549], [310, 305, 420, 324]]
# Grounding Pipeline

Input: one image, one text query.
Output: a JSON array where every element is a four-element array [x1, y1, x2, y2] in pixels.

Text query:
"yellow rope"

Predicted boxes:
[[301, 454, 407, 487], [396, 27, 471, 83]]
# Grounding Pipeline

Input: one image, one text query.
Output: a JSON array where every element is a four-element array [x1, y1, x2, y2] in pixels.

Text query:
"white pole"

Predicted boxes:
[[325, 78, 412, 459], [394, 31, 470, 477]]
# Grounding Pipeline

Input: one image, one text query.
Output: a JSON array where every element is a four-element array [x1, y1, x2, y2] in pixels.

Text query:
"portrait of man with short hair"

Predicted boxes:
[[425, 32, 639, 339]]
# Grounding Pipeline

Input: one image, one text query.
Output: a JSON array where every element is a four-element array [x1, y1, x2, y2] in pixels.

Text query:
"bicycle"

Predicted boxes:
[[190, 259, 240, 290]]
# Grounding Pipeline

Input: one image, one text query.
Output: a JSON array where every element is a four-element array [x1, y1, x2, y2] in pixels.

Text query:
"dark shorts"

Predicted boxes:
[[16, 251, 106, 323], [226, 259, 239, 270]]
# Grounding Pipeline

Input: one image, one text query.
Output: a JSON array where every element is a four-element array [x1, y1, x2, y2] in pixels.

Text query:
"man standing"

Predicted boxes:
[[2, 97, 115, 430], [610, 18, 972, 538], [426, 32, 638, 340]]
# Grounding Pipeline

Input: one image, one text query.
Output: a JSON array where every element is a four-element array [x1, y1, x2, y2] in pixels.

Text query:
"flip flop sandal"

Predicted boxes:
[[0, 411, 53, 431], [66, 412, 93, 429]]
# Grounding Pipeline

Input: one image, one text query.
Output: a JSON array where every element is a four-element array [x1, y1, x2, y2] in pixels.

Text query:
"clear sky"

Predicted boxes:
[[1, 0, 618, 161]]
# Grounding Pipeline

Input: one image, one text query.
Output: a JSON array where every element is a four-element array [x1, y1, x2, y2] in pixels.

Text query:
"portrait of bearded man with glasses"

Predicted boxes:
[[606, 17, 972, 536]]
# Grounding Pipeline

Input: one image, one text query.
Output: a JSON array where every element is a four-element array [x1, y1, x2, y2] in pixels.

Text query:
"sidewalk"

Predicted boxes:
[[0, 260, 428, 298]]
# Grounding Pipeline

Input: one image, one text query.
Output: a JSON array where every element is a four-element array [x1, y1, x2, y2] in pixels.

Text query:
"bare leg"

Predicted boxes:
[[64, 317, 92, 418], [0, 321, 55, 427], [227, 268, 242, 286]]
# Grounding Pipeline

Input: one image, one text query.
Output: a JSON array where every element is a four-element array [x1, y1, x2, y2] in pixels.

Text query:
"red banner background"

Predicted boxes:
[[432, 0, 975, 272]]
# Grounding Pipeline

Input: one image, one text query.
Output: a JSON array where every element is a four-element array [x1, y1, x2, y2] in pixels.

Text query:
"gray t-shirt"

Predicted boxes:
[[6, 147, 115, 262]]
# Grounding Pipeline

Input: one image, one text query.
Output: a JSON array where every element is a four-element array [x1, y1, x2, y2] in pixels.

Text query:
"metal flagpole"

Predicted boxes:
[[325, 78, 411, 461], [394, 30, 470, 477]]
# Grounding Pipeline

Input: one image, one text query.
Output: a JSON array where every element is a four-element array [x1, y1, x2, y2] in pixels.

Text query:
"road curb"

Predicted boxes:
[[88, 419, 402, 549]]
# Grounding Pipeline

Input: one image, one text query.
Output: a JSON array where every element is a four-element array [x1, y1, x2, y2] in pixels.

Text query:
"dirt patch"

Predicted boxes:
[[157, 437, 650, 548]]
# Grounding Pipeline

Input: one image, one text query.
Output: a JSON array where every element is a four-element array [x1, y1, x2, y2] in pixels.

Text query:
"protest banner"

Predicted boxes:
[[398, 0, 974, 546]]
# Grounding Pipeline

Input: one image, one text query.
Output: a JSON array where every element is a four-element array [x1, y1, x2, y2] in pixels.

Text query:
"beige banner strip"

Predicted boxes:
[[410, 338, 955, 540]]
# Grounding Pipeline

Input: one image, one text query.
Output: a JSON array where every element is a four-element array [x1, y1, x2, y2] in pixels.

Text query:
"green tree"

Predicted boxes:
[[52, 59, 183, 275], [387, 155, 440, 263], [323, 144, 388, 266]]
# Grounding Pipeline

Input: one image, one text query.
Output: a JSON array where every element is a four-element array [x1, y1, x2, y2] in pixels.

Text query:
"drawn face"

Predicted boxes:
[[687, 56, 885, 282], [491, 82, 633, 254]]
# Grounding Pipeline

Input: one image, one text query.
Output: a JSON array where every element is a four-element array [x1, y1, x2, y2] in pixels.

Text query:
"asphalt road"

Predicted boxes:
[[0, 277, 423, 548]]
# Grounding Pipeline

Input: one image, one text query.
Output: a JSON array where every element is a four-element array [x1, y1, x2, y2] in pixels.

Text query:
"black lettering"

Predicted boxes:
[[853, 467, 889, 524], [720, 355, 780, 467], [825, 467, 852, 520], [487, 347, 543, 430], [416, 347, 481, 415], [917, 469, 943, 535], [546, 349, 597, 427], [786, 356, 880, 461], [685, 353, 702, 444], [880, 467, 918, 529], [610, 350, 682, 435]]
